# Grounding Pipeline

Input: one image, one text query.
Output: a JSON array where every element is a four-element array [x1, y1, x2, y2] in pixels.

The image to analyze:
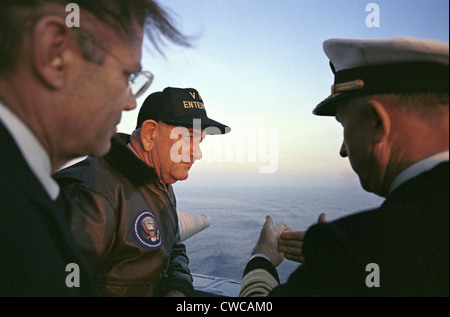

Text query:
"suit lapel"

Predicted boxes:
[[1, 123, 97, 294]]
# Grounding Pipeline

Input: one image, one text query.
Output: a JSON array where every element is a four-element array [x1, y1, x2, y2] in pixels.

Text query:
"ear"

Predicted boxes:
[[141, 120, 158, 151], [32, 16, 71, 89], [366, 99, 391, 144]]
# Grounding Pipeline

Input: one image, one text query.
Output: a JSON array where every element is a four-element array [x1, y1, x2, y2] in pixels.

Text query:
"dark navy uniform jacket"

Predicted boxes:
[[242, 162, 449, 297], [0, 123, 97, 296]]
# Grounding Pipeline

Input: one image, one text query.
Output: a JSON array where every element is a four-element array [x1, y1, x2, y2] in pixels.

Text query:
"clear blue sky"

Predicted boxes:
[[118, 0, 449, 188]]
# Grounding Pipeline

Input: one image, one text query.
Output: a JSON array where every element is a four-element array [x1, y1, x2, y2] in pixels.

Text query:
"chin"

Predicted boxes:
[[175, 172, 190, 183], [359, 179, 372, 193], [360, 179, 385, 197], [177, 173, 189, 182], [90, 139, 112, 158]]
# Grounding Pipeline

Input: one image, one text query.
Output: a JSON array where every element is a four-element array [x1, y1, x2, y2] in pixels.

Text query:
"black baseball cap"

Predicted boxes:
[[136, 87, 230, 134]]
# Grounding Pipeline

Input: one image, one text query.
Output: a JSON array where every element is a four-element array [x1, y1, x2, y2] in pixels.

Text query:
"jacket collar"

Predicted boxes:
[[103, 133, 160, 187], [389, 151, 450, 194], [0, 102, 59, 199]]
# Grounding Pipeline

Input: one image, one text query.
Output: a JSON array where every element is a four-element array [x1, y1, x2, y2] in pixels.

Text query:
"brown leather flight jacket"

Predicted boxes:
[[55, 134, 193, 296]]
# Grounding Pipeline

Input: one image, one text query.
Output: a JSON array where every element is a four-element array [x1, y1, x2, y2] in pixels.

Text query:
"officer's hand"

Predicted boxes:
[[278, 213, 327, 263], [252, 215, 289, 267]]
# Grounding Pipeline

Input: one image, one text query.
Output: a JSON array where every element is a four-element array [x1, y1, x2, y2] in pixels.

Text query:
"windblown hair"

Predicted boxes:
[[0, 0, 191, 73]]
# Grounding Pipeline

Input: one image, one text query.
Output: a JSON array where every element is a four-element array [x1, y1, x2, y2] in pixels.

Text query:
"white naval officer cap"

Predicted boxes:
[[313, 37, 449, 116]]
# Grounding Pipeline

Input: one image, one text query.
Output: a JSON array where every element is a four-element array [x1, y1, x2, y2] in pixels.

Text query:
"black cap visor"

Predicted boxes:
[[313, 92, 354, 116], [162, 117, 231, 135]]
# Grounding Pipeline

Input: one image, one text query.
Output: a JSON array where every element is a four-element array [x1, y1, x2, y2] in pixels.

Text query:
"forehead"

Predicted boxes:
[[335, 97, 361, 122]]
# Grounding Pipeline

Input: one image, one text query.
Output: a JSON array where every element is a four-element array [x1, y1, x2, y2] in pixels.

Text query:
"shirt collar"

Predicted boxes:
[[0, 102, 60, 200], [389, 151, 450, 194]]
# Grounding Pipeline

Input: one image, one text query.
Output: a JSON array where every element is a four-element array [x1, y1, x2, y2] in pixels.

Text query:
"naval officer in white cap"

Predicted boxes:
[[240, 37, 449, 297]]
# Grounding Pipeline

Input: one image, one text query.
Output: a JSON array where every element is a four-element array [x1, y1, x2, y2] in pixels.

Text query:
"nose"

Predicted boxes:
[[339, 142, 347, 158], [125, 96, 137, 111], [192, 141, 202, 161]]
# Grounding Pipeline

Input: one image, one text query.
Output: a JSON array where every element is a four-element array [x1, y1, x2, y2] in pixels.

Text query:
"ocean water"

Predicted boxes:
[[173, 179, 384, 284]]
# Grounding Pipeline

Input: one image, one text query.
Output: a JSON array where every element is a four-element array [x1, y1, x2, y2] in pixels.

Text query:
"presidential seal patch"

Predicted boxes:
[[133, 210, 162, 250]]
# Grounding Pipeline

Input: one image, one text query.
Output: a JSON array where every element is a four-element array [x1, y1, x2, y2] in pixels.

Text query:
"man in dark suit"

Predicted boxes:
[[0, 1, 189, 296], [240, 37, 449, 297]]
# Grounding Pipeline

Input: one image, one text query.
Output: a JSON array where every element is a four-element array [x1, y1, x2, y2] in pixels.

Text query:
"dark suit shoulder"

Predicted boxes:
[[273, 162, 449, 297]]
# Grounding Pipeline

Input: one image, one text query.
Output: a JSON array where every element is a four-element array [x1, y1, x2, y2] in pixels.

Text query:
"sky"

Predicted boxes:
[[117, 0, 449, 189]]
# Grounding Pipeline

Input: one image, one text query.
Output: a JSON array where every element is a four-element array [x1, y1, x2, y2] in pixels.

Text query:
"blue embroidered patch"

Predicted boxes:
[[133, 210, 161, 250]]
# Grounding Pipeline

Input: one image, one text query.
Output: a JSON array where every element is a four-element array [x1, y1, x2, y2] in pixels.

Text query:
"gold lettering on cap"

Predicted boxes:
[[188, 91, 203, 101], [183, 100, 205, 109]]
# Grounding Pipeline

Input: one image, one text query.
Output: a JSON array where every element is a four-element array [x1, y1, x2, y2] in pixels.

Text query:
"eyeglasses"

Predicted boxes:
[[72, 28, 154, 99], [127, 71, 154, 99]]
